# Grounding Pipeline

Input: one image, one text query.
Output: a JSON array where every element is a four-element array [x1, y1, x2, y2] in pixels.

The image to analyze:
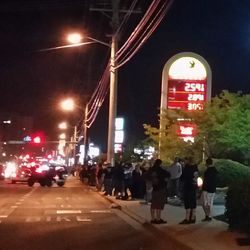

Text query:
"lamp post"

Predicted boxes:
[[67, 33, 117, 166], [56, 32, 117, 166], [59, 99, 79, 165]]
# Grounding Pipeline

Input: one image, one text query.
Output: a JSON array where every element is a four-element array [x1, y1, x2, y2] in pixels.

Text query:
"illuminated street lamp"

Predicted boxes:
[[59, 133, 66, 140], [66, 32, 117, 166], [50, 31, 114, 165], [60, 98, 75, 111], [67, 33, 82, 44], [66, 33, 110, 47], [58, 122, 67, 130]]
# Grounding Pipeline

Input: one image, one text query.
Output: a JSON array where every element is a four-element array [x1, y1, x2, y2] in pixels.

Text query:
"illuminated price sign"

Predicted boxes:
[[167, 79, 207, 111]]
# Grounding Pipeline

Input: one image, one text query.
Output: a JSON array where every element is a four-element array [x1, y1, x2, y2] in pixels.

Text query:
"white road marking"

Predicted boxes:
[[16, 202, 21, 205], [90, 210, 112, 213], [11, 206, 18, 208], [25, 216, 92, 222], [60, 204, 72, 208], [0, 215, 8, 218], [56, 216, 71, 222], [56, 210, 82, 214], [26, 216, 41, 222], [56, 197, 62, 200], [76, 216, 92, 222]]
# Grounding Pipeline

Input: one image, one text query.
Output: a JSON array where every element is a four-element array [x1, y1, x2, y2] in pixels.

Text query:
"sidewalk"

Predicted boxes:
[[99, 193, 249, 250]]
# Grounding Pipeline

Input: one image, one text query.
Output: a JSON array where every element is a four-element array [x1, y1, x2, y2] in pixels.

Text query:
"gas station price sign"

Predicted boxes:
[[160, 53, 212, 146], [167, 79, 207, 111]]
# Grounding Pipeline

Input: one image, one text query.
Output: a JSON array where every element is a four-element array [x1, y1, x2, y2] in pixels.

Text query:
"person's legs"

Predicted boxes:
[[202, 192, 214, 221], [189, 189, 197, 222], [150, 208, 156, 221], [156, 209, 161, 220], [180, 190, 192, 224], [190, 209, 196, 222], [202, 191, 210, 217]]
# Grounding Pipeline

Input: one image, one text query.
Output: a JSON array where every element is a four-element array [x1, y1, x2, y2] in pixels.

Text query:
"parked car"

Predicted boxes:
[[0, 164, 5, 180]]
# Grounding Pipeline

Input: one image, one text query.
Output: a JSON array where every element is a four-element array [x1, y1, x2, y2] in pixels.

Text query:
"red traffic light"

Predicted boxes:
[[31, 132, 45, 145], [33, 136, 41, 144]]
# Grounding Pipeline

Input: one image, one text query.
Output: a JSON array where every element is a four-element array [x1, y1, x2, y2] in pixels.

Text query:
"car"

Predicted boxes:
[[10, 165, 31, 184], [0, 164, 5, 180], [27, 163, 66, 187]]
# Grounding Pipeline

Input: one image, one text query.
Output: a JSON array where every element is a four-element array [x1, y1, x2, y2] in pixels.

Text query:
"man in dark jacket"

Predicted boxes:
[[201, 158, 217, 221], [149, 159, 170, 224]]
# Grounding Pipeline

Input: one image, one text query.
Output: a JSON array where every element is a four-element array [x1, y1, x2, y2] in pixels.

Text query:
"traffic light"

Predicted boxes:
[[31, 133, 45, 145], [33, 136, 41, 144]]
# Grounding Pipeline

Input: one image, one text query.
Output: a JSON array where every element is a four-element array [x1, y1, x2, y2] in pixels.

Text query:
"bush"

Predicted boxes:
[[213, 159, 250, 187], [225, 176, 250, 233]]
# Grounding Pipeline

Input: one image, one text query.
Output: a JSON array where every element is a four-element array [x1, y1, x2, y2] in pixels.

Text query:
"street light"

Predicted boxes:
[[58, 122, 67, 130], [60, 98, 75, 111], [59, 133, 66, 140], [67, 33, 110, 48], [66, 32, 117, 166], [51, 32, 116, 166], [59, 98, 80, 165]]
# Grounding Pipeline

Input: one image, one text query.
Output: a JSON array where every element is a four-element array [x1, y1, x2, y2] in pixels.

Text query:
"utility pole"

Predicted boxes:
[[83, 104, 89, 165], [73, 125, 77, 165], [107, 0, 119, 166], [90, 1, 140, 166]]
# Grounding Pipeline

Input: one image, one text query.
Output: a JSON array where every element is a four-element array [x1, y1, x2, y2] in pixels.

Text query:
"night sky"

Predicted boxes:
[[0, 0, 250, 152]]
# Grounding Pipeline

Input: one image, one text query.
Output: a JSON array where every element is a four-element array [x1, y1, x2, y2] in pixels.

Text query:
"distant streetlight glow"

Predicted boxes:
[[61, 98, 75, 111], [58, 122, 67, 130], [3, 120, 11, 124], [59, 133, 66, 140]]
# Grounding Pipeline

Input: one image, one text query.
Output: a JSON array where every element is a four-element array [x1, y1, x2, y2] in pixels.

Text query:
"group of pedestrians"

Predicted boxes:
[[148, 157, 217, 225], [79, 156, 217, 225], [95, 161, 146, 200]]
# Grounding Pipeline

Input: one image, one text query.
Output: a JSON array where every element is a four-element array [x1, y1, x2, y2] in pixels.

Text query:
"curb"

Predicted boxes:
[[97, 191, 194, 250]]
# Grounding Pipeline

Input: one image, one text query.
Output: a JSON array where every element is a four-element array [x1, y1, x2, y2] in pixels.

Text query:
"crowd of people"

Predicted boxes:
[[77, 156, 217, 225]]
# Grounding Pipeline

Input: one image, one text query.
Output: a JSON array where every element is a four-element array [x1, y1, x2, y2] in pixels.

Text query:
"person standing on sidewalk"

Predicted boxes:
[[103, 162, 114, 196], [201, 158, 217, 222], [149, 159, 170, 224], [179, 157, 199, 224], [168, 157, 182, 198]]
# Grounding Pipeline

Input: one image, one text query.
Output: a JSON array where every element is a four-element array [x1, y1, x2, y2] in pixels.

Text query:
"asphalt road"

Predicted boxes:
[[0, 177, 179, 250]]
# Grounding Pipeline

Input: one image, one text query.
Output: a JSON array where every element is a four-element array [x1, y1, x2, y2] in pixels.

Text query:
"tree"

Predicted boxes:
[[144, 109, 204, 164], [144, 91, 250, 164]]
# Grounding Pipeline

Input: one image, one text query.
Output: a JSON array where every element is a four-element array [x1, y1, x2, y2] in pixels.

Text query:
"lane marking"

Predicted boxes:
[[11, 206, 18, 208], [76, 216, 91, 222], [25, 216, 92, 223], [60, 204, 72, 208], [56, 210, 82, 214], [56, 216, 71, 222], [0, 215, 8, 218], [16, 202, 21, 205], [26, 216, 41, 222], [90, 210, 112, 213]]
